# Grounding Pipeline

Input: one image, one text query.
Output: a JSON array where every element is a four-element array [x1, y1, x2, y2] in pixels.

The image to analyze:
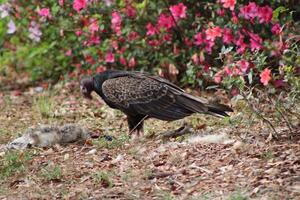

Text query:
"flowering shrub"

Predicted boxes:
[[0, 0, 299, 93]]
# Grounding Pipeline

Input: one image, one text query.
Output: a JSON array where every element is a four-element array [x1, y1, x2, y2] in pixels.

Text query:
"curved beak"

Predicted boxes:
[[80, 85, 93, 99]]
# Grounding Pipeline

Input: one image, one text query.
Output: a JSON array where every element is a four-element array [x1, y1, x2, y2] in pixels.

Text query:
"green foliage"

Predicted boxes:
[[0, 151, 32, 179], [40, 165, 63, 181], [92, 171, 114, 188], [155, 190, 175, 200], [227, 191, 248, 200], [1, 0, 299, 87], [92, 134, 129, 149], [261, 150, 275, 161], [33, 94, 54, 118]]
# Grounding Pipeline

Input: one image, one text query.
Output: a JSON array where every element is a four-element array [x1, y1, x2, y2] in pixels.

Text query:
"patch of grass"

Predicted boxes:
[[92, 171, 114, 188], [0, 151, 32, 179], [227, 191, 248, 200], [40, 165, 63, 181], [155, 190, 175, 200], [127, 147, 139, 157], [121, 170, 134, 182], [0, 129, 11, 144], [33, 94, 54, 118], [261, 150, 275, 161], [0, 186, 8, 196], [93, 134, 129, 149]]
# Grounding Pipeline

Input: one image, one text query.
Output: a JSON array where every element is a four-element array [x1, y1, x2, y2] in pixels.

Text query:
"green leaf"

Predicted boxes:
[[272, 6, 288, 21]]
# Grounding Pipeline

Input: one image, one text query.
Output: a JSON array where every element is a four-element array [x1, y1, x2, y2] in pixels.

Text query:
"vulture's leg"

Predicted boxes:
[[127, 115, 146, 138]]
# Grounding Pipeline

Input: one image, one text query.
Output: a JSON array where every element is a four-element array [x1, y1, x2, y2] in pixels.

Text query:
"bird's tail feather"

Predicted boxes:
[[177, 93, 233, 118]]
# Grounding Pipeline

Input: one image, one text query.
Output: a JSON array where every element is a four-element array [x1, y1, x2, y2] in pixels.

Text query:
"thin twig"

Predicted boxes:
[[240, 89, 279, 139], [266, 94, 294, 136], [128, 115, 148, 135]]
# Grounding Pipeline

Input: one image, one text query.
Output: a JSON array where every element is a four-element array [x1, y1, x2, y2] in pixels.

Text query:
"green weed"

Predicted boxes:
[[155, 190, 175, 200], [0, 151, 31, 179], [261, 150, 275, 161], [227, 191, 248, 200], [92, 171, 114, 188], [93, 134, 129, 149], [40, 165, 63, 181], [33, 95, 54, 118]]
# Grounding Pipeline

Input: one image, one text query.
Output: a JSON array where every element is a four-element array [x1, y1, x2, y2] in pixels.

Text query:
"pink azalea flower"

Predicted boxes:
[[128, 31, 139, 41], [184, 37, 193, 47], [59, 0, 64, 6], [235, 32, 247, 54], [105, 51, 115, 63], [194, 32, 205, 45], [217, 9, 225, 17], [147, 39, 162, 47], [111, 11, 122, 35], [203, 64, 210, 73], [65, 49, 72, 56], [222, 28, 234, 44], [237, 60, 250, 73], [191, 53, 199, 65], [205, 39, 215, 54], [119, 56, 127, 66], [38, 8, 51, 18], [214, 70, 223, 83], [111, 40, 118, 50], [162, 34, 172, 42], [7, 20, 16, 34], [157, 13, 175, 30], [169, 3, 187, 21], [224, 66, 232, 76], [220, 0, 236, 11], [258, 6, 273, 23], [173, 45, 180, 55], [28, 21, 42, 42], [89, 19, 99, 34], [75, 30, 82, 36], [230, 87, 239, 96], [232, 66, 242, 76], [96, 66, 107, 73], [248, 32, 263, 51], [146, 23, 157, 36], [0, 3, 10, 18], [237, 43, 247, 54], [73, 0, 87, 13], [260, 68, 272, 86], [205, 26, 222, 41], [104, 0, 112, 7], [111, 11, 121, 25], [271, 23, 281, 35], [128, 57, 136, 68], [240, 2, 258, 20], [168, 64, 179, 75], [84, 35, 100, 46], [231, 12, 239, 24], [125, 5, 136, 18]]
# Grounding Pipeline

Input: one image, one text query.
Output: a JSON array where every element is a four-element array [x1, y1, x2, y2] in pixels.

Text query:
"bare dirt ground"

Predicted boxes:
[[0, 81, 299, 200]]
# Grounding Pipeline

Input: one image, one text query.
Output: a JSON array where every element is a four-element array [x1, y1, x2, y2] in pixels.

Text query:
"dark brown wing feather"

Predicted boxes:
[[101, 73, 232, 120]]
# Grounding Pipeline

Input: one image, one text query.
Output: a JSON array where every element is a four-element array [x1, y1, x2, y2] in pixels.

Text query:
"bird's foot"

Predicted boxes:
[[129, 129, 144, 141], [161, 124, 192, 139]]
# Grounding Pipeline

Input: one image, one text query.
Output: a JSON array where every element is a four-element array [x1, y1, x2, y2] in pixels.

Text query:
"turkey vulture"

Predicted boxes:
[[80, 70, 233, 136]]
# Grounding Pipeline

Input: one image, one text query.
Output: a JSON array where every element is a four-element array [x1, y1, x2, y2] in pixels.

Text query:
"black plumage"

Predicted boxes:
[[80, 70, 233, 136]]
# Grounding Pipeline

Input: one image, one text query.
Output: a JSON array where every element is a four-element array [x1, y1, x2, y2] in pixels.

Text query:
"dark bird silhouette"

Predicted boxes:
[[80, 70, 233, 137]]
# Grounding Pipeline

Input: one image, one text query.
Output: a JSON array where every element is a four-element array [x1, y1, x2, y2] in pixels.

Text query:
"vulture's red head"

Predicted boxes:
[[80, 76, 94, 99]]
